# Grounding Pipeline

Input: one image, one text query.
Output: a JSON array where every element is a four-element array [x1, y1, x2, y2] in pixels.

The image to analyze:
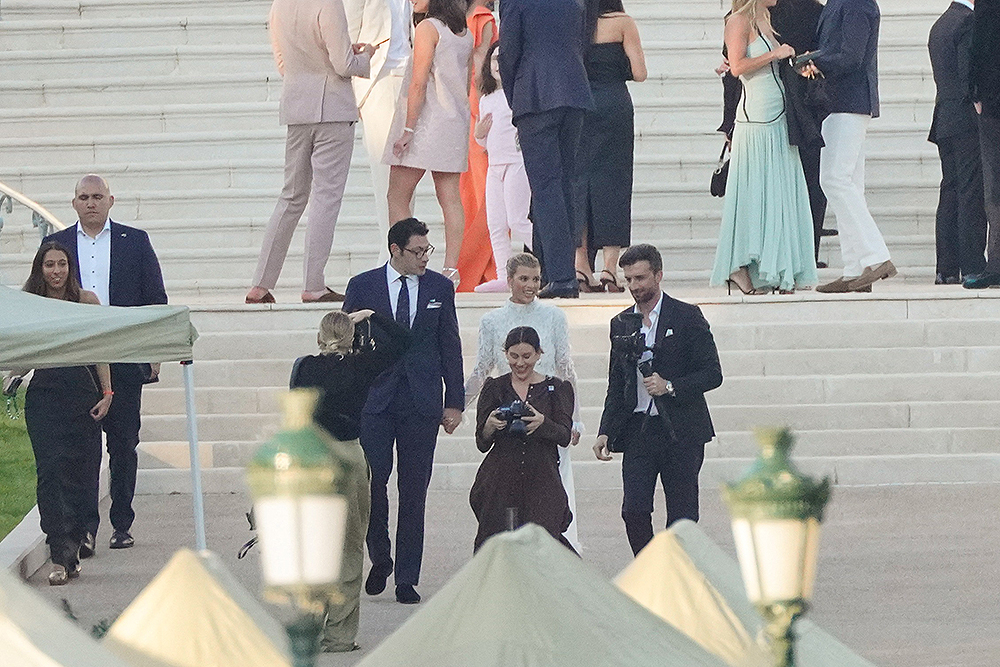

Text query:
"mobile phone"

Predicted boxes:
[[792, 50, 822, 67]]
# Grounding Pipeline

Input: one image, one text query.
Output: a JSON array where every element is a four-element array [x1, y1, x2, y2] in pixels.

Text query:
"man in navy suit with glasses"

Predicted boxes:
[[343, 217, 464, 605]]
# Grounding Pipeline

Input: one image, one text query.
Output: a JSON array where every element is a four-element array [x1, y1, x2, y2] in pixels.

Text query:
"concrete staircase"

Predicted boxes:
[[0, 0, 941, 298], [4, 0, 997, 492]]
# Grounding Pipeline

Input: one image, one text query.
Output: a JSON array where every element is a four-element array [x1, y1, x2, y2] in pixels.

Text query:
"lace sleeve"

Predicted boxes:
[[550, 309, 582, 425], [465, 314, 499, 407]]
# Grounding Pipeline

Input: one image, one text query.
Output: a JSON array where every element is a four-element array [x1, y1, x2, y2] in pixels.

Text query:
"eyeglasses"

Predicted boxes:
[[403, 244, 435, 259]]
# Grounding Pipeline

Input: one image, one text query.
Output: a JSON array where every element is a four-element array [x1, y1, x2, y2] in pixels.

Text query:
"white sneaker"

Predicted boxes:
[[474, 278, 509, 293]]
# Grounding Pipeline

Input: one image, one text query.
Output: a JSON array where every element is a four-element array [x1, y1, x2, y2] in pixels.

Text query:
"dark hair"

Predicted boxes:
[[599, 0, 625, 15], [426, 0, 467, 35], [503, 326, 542, 353], [24, 241, 82, 302], [388, 217, 430, 252], [479, 41, 501, 96], [619, 243, 662, 273]]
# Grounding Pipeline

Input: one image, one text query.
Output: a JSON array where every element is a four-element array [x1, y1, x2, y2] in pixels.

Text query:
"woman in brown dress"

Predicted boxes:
[[470, 326, 575, 552]]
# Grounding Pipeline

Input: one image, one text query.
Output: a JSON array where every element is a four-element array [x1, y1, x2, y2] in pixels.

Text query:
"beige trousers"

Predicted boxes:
[[252, 121, 356, 292], [358, 71, 405, 263], [322, 438, 371, 651]]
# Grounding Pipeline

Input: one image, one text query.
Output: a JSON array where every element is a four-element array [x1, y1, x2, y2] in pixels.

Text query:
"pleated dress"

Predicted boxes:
[[710, 35, 817, 292]]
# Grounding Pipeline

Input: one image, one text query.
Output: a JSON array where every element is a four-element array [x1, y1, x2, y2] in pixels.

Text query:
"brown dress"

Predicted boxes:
[[470, 374, 575, 552]]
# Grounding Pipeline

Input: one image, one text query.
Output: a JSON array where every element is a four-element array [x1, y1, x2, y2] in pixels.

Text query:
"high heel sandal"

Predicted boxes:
[[600, 269, 624, 293], [576, 270, 601, 293], [725, 268, 772, 295]]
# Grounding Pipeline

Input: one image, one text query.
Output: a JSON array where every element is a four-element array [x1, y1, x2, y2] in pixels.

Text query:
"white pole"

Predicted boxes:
[[182, 361, 207, 551]]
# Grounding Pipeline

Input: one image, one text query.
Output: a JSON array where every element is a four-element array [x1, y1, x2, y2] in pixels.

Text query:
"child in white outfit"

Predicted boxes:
[[473, 43, 533, 293]]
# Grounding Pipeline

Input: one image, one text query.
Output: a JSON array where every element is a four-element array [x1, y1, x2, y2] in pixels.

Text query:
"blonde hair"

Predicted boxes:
[[729, 0, 775, 38], [317, 311, 355, 356], [506, 252, 541, 279]]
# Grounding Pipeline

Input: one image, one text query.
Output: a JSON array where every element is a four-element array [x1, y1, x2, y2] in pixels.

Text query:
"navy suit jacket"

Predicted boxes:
[[44, 220, 167, 308], [598, 293, 723, 452], [970, 0, 1000, 117], [343, 265, 464, 419], [498, 0, 593, 121], [929, 2, 979, 143], [814, 0, 881, 118]]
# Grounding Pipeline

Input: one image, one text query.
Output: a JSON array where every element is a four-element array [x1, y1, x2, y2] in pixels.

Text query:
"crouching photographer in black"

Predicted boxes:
[[594, 245, 723, 556]]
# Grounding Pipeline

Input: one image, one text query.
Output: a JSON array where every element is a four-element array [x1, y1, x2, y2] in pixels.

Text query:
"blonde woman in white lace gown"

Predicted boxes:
[[466, 253, 582, 549]]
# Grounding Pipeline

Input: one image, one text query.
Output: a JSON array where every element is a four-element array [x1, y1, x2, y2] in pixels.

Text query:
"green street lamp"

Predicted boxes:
[[247, 389, 358, 667], [722, 427, 831, 667]]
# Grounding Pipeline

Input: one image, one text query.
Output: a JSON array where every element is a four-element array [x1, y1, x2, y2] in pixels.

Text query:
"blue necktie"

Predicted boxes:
[[395, 275, 410, 329]]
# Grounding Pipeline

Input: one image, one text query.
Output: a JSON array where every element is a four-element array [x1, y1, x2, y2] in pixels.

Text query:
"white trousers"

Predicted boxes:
[[252, 121, 355, 292], [484, 161, 533, 280], [358, 72, 405, 264], [820, 113, 891, 277]]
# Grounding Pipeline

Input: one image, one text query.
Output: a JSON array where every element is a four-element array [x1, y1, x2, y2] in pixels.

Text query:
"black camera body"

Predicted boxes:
[[611, 312, 651, 366], [496, 399, 532, 437]]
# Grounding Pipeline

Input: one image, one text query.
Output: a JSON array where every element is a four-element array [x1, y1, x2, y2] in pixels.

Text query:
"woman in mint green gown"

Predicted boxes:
[[711, 0, 817, 294]]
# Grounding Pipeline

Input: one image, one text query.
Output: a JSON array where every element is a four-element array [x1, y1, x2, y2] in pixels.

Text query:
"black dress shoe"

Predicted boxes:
[[963, 272, 1000, 289], [79, 532, 96, 559], [816, 261, 828, 269], [365, 565, 391, 595], [395, 584, 421, 604], [109, 531, 134, 549], [537, 279, 579, 299], [820, 228, 838, 236], [935, 273, 960, 285]]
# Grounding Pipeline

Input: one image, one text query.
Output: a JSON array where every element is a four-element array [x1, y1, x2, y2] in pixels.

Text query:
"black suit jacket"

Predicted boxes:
[[498, 0, 594, 121], [970, 0, 1000, 118], [342, 265, 464, 419], [598, 294, 723, 452], [814, 0, 881, 117], [45, 220, 167, 308], [929, 2, 979, 143]]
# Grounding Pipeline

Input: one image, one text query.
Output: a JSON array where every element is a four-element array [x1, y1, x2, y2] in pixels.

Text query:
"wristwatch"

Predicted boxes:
[[664, 380, 675, 397]]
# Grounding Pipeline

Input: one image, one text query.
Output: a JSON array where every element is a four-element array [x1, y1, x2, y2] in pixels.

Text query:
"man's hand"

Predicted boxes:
[[353, 42, 376, 57], [570, 428, 581, 446], [975, 101, 983, 115], [90, 394, 112, 421], [347, 309, 375, 323], [441, 407, 462, 434], [149, 363, 161, 382], [593, 435, 613, 461], [643, 372, 670, 397]]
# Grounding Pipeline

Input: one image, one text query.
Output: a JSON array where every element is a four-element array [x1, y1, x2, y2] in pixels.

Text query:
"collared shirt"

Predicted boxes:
[[386, 261, 418, 327], [76, 220, 111, 305], [385, 0, 411, 70], [634, 293, 664, 416], [955, 0, 974, 11]]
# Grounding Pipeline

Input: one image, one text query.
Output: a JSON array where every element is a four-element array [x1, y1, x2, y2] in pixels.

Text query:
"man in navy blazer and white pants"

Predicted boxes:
[[45, 174, 168, 553], [343, 217, 464, 604], [813, 0, 897, 293]]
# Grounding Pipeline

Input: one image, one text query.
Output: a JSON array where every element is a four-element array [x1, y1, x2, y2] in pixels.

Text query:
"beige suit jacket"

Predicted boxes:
[[269, 0, 372, 125], [345, 0, 409, 107]]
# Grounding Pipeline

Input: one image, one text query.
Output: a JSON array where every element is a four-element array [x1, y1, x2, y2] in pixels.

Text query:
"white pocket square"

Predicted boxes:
[[427, 301, 442, 309], [664, 329, 674, 337]]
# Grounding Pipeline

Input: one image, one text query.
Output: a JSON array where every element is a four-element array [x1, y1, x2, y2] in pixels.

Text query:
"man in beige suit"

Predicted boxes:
[[346, 0, 413, 263], [245, 0, 376, 304]]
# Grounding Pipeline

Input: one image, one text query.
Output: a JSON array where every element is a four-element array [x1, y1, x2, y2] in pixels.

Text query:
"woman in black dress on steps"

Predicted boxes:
[[573, 0, 647, 293]]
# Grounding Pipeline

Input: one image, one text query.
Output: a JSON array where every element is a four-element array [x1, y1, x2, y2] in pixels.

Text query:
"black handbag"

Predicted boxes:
[[710, 142, 730, 198]]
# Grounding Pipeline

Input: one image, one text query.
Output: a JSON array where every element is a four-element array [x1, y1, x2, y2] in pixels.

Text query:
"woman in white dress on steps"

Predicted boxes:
[[466, 252, 582, 549]]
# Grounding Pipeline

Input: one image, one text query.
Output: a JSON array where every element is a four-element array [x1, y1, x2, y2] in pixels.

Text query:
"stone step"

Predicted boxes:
[[0, 0, 271, 19]]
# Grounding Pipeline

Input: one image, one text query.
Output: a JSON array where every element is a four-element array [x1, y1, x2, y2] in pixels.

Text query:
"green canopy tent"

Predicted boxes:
[[0, 285, 208, 550]]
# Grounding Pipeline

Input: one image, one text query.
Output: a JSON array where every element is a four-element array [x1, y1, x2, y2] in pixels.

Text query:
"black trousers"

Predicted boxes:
[[981, 114, 1000, 274], [359, 385, 440, 587], [934, 130, 988, 278], [98, 364, 144, 534], [619, 412, 705, 556], [25, 384, 102, 567], [516, 107, 585, 285], [799, 144, 828, 260]]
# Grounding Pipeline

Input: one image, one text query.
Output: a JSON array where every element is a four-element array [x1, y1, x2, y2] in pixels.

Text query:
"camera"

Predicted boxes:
[[495, 399, 532, 437], [611, 312, 651, 367]]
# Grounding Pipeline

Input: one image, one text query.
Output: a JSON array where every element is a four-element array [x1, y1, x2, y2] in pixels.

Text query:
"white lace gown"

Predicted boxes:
[[466, 299, 581, 550]]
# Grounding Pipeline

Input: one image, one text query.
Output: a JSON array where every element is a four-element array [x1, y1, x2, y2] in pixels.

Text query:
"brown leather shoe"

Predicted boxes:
[[303, 288, 345, 303], [815, 277, 855, 293], [245, 290, 275, 304], [846, 260, 897, 291]]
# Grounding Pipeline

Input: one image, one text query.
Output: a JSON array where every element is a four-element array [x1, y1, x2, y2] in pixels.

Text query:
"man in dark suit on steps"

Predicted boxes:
[[343, 217, 463, 604], [593, 244, 723, 556], [929, 0, 988, 285], [963, 0, 1000, 288], [45, 174, 167, 554], [499, 0, 594, 299]]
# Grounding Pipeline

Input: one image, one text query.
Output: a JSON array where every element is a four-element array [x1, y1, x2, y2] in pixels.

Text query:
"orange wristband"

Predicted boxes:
[[103, 390, 114, 396]]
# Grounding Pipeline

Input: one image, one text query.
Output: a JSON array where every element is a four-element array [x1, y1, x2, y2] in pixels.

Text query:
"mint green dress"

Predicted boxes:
[[711, 35, 818, 292]]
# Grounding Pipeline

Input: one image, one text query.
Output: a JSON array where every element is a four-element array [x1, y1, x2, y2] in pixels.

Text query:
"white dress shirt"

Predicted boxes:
[[955, 0, 974, 11], [385, 0, 411, 70], [76, 220, 111, 306], [634, 293, 664, 416], [386, 261, 418, 326]]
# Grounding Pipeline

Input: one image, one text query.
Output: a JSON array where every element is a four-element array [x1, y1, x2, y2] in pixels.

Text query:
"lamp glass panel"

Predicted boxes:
[[731, 518, 762, 602], [751, 518, 808, 603], [255, 494, 348, 586], [801, 518, 821, 600]]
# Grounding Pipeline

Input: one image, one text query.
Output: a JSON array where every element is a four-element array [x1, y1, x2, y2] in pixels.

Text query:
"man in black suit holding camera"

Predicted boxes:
[[964, 0, 1000, 288], [593, 244, 723, 556]]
